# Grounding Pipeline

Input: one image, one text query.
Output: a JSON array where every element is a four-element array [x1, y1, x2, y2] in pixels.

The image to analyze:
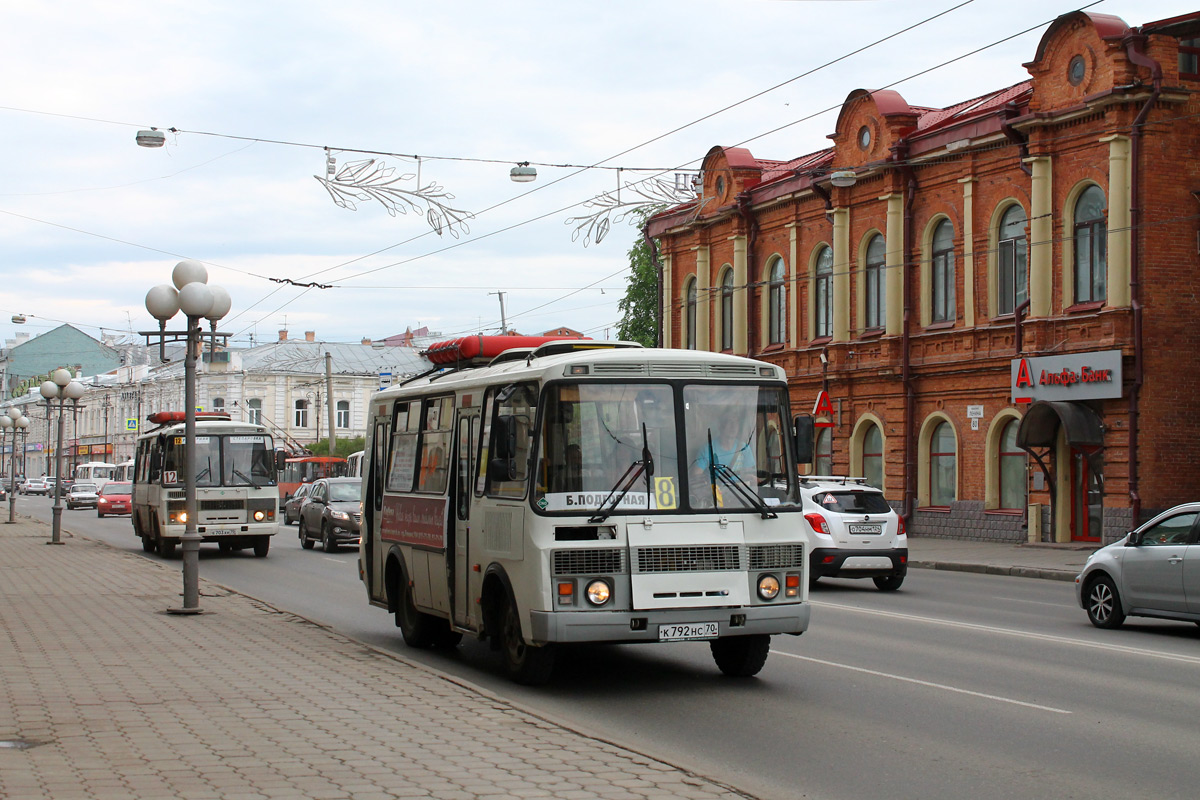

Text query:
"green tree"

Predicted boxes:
[[616, 208, 660, 347], [309, 436, 366, 459]]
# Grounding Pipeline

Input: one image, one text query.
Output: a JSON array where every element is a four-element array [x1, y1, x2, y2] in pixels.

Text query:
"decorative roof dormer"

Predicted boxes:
[[829, 89, 919, 168], [699, 146, 762, 211], [1023, 12, 1133, 113]]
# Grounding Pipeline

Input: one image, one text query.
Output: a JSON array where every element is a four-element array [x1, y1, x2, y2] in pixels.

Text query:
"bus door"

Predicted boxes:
[[364, 416, 390, 602], [451, 408, 478, 629]]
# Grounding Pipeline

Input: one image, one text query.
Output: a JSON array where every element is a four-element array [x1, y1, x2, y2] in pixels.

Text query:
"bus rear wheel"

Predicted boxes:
[[395, 574, 437, 648], [500, 596, 555, 685], [710, 634, 771, 677]]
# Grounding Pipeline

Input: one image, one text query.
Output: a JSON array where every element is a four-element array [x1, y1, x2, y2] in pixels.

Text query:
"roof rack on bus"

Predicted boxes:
[[146, 411, 231, 427], [799, 475, 871, 486]]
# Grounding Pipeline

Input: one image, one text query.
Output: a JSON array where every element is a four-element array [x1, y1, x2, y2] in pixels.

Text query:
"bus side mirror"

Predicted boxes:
[[275, 451, 287, 471], [793, 415, 814, 464], [487, 415, 518, 481]]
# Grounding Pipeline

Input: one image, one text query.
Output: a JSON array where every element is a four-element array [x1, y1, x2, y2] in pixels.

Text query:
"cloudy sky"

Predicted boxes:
[[1, 0, 1192, 350]]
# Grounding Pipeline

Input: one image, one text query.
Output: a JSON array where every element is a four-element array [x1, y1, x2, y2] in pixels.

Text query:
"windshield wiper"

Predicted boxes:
[[703, 430, 776, 519], [231, 466, 253, 485], [588, 423, 654, 524]]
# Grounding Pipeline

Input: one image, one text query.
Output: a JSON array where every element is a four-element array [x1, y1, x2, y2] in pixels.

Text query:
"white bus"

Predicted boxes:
[[74, 461, 117, 490], [113, 459, 135, 482], [346, 450, 364, 477], [360, 338, 811, 684], [132, 412, 280, 558]]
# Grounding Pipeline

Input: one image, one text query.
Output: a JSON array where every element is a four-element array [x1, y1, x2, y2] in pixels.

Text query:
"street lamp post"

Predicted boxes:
[[40, 370, 85, 545], [1, 409, 29, 523], [143, 259, 231, 614]]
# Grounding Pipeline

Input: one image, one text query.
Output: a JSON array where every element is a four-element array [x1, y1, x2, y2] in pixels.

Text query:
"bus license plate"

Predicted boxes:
[[207, 528, 236, 536], [659, 622, 719, 641]]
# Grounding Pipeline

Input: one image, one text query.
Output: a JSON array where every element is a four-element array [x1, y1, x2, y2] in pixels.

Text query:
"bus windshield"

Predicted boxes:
[[534, 382, 799, 514], [163, 434, 276, 487]]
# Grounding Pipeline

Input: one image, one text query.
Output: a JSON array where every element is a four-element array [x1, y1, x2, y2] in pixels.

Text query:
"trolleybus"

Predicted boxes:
[[360, 337, 812, 684], [132, 412, 280, 557], [278, 454, 347, 503]]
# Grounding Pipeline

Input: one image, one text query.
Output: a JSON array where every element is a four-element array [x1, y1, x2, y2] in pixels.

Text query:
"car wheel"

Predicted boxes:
[[1086, 575, 1126, 629], [500, 595, 555, 685], [299, 520, 314, 549], [323, 522, 338, 553], [97, 511, 104, 518], [253, 536, 270, 558], [394, 571, 437, 648], [710, 634, 771, 677], [873, 572, 905, 591]]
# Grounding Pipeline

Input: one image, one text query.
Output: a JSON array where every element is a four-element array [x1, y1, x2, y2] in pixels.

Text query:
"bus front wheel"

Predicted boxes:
[[710, 634, 770, 678], [253, 536, 270, 557], [500, 597, 555, 685]]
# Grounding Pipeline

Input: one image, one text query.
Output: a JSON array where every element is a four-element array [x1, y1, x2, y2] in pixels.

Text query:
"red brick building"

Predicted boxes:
[[647, 10, 1200, 544]]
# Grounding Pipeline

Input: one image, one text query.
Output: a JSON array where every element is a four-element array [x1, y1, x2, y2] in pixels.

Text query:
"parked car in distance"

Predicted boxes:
[[801, 475, 908, 591], [1075, 502, 1200, 629], [282, 482, 313, 525], [96, 481, 132, 517], [0, 484, 7, 502], [298, 477, 362, 552], [66, 483, 99, 510], [23, 478, 50, 496]]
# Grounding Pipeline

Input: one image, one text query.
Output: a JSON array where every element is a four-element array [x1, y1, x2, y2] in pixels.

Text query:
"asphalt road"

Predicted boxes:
[[22, 494, 1200, 800]]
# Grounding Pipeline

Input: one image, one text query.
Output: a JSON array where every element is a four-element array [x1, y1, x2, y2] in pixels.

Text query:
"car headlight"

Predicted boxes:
[[330, 510, 349, 521], [585, 579, 612, 606], [757, 574, 781, 600]]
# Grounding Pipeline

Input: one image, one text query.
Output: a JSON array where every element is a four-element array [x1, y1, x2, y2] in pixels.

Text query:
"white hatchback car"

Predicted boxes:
[[800, 476, 908, 591]]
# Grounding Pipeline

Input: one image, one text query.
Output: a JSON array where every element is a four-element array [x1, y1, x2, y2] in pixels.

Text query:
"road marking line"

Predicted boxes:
[[812, 601, 1200, 665], [771, 650, 1071, 714]]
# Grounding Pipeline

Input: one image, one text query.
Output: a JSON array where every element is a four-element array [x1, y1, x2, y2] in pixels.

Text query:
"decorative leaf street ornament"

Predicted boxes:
[[566, 173, 701, 247], [315, 154, 474, 238]]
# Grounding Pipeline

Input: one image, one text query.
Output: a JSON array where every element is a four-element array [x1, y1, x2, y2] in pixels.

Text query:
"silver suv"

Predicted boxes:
[[800, 476, 908, 591]]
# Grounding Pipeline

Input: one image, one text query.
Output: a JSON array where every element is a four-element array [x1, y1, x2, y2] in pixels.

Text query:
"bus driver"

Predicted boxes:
[[690, 412, 757, 506]]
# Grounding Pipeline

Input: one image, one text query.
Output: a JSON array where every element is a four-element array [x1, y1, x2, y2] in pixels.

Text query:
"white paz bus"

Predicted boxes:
[[74, 461, 117, 490], [360, 338, 812, 684], [132, 412, 280, 557]]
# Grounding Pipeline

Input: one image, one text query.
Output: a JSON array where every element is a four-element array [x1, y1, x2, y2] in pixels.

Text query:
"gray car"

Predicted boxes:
[[298, 477, 362, 552], [1075, 502, 1200, 629], [66, 482, 99, 510]]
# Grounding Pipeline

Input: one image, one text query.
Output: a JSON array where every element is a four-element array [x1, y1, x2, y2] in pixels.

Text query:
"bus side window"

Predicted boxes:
[[484, 383, 536, 499]]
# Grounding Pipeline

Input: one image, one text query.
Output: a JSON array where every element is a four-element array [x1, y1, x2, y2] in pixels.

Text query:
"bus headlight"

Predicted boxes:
[[252, 510, 266, 522], [176, 511, 187, 524], [585, 579, 612, 606], [757, 574, 781, 600]]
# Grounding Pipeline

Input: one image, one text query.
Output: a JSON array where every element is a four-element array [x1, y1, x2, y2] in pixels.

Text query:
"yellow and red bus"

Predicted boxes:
[[279, 455, 348, 504]]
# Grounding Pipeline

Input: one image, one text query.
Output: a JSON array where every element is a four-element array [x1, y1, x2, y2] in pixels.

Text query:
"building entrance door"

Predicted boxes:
[[1069, 447, 1102, 542]]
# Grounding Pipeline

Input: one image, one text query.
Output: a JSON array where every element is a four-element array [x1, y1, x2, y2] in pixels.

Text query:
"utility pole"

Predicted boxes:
[[489, 291, 508, 334], [325, 352, 336, 456]]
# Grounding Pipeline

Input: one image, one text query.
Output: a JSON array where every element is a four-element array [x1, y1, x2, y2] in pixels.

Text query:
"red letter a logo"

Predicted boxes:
[[1015, 359, 1035, 389]]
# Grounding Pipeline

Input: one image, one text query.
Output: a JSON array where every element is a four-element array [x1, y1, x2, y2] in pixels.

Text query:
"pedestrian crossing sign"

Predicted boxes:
[[125, 418, 138, 432]]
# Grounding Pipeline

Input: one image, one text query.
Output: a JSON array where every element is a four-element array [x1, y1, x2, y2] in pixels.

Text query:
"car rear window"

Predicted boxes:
[[815, 491, 892, 514]]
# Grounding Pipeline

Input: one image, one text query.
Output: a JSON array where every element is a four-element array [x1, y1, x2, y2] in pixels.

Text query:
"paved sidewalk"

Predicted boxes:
[[0, 518, 752, 800]]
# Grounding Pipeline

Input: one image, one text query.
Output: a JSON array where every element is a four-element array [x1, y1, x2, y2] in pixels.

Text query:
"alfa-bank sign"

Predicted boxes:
[[1010, 349, 1123, 403]]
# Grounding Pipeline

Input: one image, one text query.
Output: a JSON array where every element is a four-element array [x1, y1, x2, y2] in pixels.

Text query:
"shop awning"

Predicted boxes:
[[1016, 401, 1105, 449]]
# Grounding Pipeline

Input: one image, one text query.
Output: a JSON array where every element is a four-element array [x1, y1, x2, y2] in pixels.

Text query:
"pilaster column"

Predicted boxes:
[[885, 193, 904, 335], [1102, 134, 1132, 307], [731, 235, 748, 354], [1027, 156, 1053, 318], [832, 207, 850, 342]]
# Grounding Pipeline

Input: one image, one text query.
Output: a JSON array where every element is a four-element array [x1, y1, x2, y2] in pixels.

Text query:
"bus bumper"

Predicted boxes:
[[528, 602, 809, 644]]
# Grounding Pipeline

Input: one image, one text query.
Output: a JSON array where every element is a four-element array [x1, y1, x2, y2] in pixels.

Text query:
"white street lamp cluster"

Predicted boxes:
[[0, 407, 29, 525], [143, 260, 230, 614], [39, 368, 86, 545]]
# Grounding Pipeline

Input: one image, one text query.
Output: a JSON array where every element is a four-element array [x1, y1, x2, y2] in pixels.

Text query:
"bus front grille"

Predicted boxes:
[[553, 549, 626, 576], [200, 499, 243, 511], [634, 545, 742, 573], [748, 543, 804, 570]]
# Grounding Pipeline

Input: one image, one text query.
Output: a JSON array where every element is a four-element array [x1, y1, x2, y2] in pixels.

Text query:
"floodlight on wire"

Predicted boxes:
[[315, 150, 474, 238], [565, 171, 700, 247]]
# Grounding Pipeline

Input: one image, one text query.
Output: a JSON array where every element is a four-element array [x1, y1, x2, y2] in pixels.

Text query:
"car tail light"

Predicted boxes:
[[898, 516, 906, 536], [804, 513, 831, 535]]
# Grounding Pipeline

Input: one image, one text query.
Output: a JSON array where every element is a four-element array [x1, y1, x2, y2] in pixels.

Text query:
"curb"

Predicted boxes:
[[909, 560, 1078, 582]]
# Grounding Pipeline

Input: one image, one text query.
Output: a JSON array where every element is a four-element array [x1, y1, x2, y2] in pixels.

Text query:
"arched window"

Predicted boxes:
[[815, 428, 832, 476], [929, 421, 956, 506], [247, 398, 262, 425], [294, 399, 309, 428], [211, 397, 225, 413], [931, 219, 955, 323], [815, 245, 833, 339], [768, 257, 786, 344], [999, 418, 1026, 510], [1074, 185, 1107, 304], [685, 278, 697, 349], [998, 205, 1028, 315], [721, 269, 735, 351], [336, 400, 350, 429], [862, 423, 884, 490], [864, 234, 886, 330]]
